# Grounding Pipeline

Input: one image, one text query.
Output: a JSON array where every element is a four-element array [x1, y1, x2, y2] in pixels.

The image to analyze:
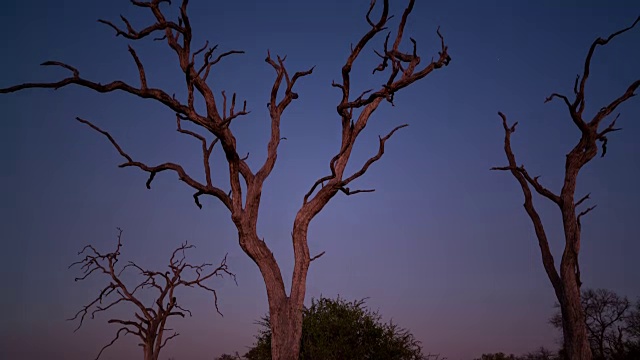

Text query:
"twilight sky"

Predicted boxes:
[[1, 1, 639, 359]]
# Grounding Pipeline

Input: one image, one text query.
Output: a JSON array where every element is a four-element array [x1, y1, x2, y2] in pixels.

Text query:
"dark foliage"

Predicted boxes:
[[550, 289, 640, 360]]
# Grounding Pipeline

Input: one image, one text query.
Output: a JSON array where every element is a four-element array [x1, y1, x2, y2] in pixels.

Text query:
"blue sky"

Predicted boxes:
[[1, 1, 639, 359]]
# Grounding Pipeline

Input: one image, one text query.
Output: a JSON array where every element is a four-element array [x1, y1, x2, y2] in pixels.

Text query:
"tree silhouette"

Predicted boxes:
[[215, 353, 243, 360], [474, 348, 560, 360], [474, 353, 518, 360], [0, 1, 450, 359], [69, 228, 235, 360], [493, 16, 640, 360]]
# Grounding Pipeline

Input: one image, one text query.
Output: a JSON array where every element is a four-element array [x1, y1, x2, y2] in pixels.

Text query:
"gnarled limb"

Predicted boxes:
[[75, 117, 233, 211], [340, 124, 408, 192], [304, 0, 450, 207], [491, 113, 562, 292], [543, 16, 640, 154]]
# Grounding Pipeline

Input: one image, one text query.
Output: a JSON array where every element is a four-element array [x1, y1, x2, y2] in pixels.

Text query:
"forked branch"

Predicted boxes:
[[346, 124, 407, 181], [543, 15, 640, 156], [491, 112, 562, 291], [303, 0, 451, 206], [75, 117, 232, 211], [0, 0, 261, 214]]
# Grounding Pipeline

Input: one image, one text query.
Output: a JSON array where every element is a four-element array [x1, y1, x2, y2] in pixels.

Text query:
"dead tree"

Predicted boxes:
[[69, 228, 236, 360], [492, 17, 640, 360], [0, 1, 450, 359]]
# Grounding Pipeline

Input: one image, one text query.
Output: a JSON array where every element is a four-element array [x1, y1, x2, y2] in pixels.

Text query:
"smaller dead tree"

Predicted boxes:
[[68, 228, 236, 360], [493, 16, 639, 360]]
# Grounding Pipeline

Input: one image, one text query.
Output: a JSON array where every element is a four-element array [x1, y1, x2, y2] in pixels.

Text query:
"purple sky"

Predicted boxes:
[[1, 1, 639, 359]]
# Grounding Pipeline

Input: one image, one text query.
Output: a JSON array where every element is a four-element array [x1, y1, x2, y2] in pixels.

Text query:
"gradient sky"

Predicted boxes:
[[1, 1, 639, 359]]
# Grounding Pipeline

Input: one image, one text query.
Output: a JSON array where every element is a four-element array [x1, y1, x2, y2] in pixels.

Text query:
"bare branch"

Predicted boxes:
[[544, 92, 572, 108], [575, 192, 591, 208], [342, 124, 408, 188], [303, 175, 334, 204], [220, 91, 250, 128], [492, 112, 562, 291], [159, 331, 180, 350], [335, 0, 450, 122], [176, 114, 218, 187], [0, 0, 263, 215], [491, 164, 561, 205], [252, 51, 314, 192], [302, 0, 450, 208], [97, 14, 184, 41], [339, 187, 376, 196], [94, 327, 136, 360], [0, 60, 197, 122], [596, 112, 624, 158], [575, 16, 640, 114], [128, 46, 148, 89], [198, 47, 245, 81], [544, 16, 640, 139], [76, 117, 232, 210], [577, 205, 597, 229], [41, 60, 80, 78], [310, 251, 326, 262]]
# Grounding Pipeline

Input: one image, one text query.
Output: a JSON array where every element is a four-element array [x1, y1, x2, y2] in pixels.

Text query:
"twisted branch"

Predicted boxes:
[[303, 0, 450, 205]]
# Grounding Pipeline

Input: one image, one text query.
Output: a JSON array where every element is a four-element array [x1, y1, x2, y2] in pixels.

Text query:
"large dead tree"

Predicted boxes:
[[0, 1, 450, 359], [492, 17, 639, 360], [69, 228, 235, 360]]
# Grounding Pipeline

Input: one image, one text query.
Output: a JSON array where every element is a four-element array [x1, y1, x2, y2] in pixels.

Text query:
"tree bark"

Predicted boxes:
[[235, 212, 313, 359], [236, 227, 308, 360], [269, 296, 303, 360], [558, 267, 592, 360], [556, 135, 596, 360], [143, 345, 156, 360]]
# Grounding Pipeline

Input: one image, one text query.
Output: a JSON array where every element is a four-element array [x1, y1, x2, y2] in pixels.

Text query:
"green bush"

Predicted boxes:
[[244, 296, 432, 360]]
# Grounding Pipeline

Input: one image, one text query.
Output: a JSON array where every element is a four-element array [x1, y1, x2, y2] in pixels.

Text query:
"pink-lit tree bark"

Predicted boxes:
[[493, 17, 639, 360], [69, 228, 235, 360], [1, 1, 450, 358]]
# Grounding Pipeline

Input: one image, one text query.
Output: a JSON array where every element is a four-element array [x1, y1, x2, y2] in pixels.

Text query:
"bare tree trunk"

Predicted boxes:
[[143, 345, 155, 360], [238, 228, 309, 360], [274, 224, 311, 359], [558, 178, 593, 360], [270, 296, 303, 360], [558, 268, 591, 360], [237, 219, 312, 359], [561, 302, 592, 360]]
